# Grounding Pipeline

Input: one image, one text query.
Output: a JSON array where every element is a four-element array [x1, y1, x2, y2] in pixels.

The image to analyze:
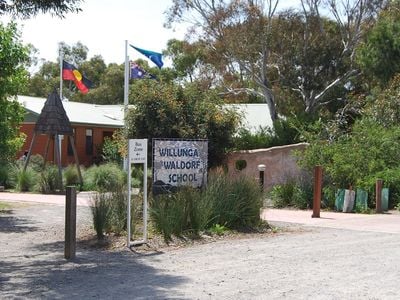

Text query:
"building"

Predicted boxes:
[[16, 95, 273, 167], [17, 95, 124, 167]]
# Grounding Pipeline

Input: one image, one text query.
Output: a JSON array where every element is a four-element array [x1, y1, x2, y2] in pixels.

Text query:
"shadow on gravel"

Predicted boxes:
[[1, 240, 188, 299], [0, 210, 40, 233]]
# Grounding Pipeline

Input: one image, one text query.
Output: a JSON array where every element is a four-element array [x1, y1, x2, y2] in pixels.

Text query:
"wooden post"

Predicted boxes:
[[65, 186, 77, 259], [312, 165, 322, 218], [376, 179, 383, 214]]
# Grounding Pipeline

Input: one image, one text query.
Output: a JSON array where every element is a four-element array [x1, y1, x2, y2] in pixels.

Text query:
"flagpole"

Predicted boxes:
[[124, 40, 132, 247], [59, 45, 63, 100], [124, 40, 129, 172], [58, 45, 63, 172]]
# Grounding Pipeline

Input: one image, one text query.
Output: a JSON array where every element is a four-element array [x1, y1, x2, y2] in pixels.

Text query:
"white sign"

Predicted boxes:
[[129, 139, 147, 164], [153, 139, 208, 192]]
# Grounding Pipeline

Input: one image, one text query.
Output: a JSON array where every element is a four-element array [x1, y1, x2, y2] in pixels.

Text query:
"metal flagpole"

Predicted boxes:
[[124, 40, 132, 247], [58, 45, 63, 180], [59, 45, 63, 100]]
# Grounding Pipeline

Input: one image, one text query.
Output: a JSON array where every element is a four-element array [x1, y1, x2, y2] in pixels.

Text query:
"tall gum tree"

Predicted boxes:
[[166, 0, 386, 120]]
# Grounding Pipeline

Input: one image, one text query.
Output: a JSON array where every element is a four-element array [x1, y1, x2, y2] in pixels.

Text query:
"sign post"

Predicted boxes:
[[127, 139, 148, 247]]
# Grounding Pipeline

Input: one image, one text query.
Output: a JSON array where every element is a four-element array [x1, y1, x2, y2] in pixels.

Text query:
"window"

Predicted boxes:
[[85, 129, 93, 155]]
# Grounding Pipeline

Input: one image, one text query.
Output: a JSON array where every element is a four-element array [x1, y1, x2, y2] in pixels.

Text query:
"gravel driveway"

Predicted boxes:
[[1, 201, 400, 299]]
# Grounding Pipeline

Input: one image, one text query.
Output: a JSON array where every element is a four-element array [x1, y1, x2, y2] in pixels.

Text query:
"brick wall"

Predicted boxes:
[[19, 124, 118, 167]]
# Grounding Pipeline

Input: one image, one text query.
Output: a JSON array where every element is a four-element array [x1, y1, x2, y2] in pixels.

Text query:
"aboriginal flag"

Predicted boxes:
[[62, 60, 93, 94]]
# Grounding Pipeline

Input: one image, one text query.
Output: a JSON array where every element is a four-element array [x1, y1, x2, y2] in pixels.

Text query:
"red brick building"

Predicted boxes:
[[17, 95, 124, 167]]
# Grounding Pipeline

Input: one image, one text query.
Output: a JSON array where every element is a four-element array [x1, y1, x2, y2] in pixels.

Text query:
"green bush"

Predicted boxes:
[[269, 175, 313, 209], [233, 118, 299, 151], [0, 162, 10, 187], [29, 154, 44, 173], [83, 163, 125, 192], [11, 167, 38, 192], [63, 164, 81, 186], [90, 188, 134, 239], [207, 174, 263, 229], [108, 189, 129, 235], [151, 187, 205, 242], [91, 193, 111, 239], [101, 137, 123, 165], [150, 172, 263, 241], [38, 165, 60, 194]]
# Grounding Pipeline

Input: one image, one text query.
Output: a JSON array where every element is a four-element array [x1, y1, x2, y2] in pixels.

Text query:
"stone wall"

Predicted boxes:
[[225, 143, 308, 190]]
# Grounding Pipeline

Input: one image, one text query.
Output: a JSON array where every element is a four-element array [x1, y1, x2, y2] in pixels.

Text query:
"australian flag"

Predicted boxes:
[[130, 62, 157, 80]]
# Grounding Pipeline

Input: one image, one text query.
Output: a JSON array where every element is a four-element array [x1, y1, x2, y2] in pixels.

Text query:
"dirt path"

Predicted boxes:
[[1, 201, 400, 299]]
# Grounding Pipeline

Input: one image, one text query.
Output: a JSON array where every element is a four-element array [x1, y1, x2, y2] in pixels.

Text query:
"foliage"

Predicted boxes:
[[150, 171, 263, 241], [166, 0, 383, 121], [357, 1, 400, 87], [83, 163, 125, 192], [363, 75, 400, 127], [126, 82, 240, 167], [206, 173, 263, 229], [268, 175, 313, 209], [100, 137, 123, 165], [10, 166, 38, 192], [38, 164, 60, 194], [0, 163, 10, 187], [300, 118, 400, 188], [0, 0, 82, 18], [63, 164, 80, 186], [89, 187, 133, 239], [0, 22, 29, 164], [233, 118, 299, 150], [151, 187, 205, 242], [91, 192, 111, 239], [29, 154, 44, 173], [209, 223, 228, 236]]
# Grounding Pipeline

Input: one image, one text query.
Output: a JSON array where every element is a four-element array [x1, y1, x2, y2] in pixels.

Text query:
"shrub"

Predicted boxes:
[[38, 165, 60, 194], [151, 187, 205, 242], [12, 167, 38, 192], [29, 154, 44, 173], [91, 193, 111, 239], [101, 137, 123, 165], [269, 175, 313, 209], [108, 189, 129, 235], [63, 164, 81, 186], [0, 162, 10, 187], [84, 163, 125, 192], [150, 172, 263, 241], [90, 188, 134, 239], [207, 174, 263, 229]]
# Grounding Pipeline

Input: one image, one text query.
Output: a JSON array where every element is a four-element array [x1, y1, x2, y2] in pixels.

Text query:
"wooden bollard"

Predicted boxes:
[[375, 179, 383, 214], [312, 166, 322, 218], [65, 186, 77, 259]]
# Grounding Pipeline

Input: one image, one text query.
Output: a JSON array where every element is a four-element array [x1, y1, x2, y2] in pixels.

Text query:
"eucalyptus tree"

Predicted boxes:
[[166, 0, 386, 120]]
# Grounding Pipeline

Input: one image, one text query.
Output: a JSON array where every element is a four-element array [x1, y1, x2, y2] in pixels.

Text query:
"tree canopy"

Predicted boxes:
[[0, 0, 82, 18], [0, 22, 29, 162]]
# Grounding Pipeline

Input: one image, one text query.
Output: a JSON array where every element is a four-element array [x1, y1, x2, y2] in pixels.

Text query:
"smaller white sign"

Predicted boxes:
[[129, 139, 147, 164]]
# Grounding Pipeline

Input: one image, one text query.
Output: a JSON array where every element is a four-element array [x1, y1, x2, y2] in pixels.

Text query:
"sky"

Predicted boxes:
[[2, 0, 299, 69]]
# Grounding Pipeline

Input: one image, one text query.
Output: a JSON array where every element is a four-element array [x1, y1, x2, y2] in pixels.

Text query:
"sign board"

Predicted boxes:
[[129, 139, 147, 164], [152, 139, 208, 193]]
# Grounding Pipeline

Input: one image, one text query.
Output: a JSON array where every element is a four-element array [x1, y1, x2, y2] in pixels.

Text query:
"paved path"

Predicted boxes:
[[262, 208, 400, 234], [0, 191, 93, 207]]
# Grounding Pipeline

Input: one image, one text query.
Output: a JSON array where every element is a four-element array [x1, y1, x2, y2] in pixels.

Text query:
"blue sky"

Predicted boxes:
[[2, 0, 299, 67]]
